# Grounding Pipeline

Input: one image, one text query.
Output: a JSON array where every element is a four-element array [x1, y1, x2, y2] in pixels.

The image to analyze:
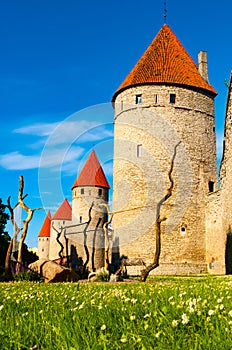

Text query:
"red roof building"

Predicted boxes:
[[52, 199, 72, 221], [112, 24, 217, 101], [38, 211, 51, 238], [72, 150, 110, 189]]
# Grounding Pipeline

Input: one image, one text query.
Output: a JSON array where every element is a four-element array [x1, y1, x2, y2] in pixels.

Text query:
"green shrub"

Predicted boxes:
[[97, 270, 109, 282], [13, 270, 43, 282]]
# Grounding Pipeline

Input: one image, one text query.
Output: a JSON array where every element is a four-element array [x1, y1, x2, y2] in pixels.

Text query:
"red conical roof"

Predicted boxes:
[[112, 24, 217, 101], [52, 199, 72, 220], [38, 211, 51, 237], [72, 150, 110, 189]]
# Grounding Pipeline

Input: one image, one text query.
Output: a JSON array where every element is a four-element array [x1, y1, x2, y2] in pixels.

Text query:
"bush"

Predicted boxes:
[[13, 271, 43, 282], [97, 270, 109, 282]]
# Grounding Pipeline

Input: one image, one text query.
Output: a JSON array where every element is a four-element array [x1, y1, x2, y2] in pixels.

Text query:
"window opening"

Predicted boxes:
[[137, 144, 142, 157], [208, 181, 214, 193], [81, 188, 84, 195], [135, 94, 142, 104], [170, 93, 176, 104], [180, 226, 186, 234]]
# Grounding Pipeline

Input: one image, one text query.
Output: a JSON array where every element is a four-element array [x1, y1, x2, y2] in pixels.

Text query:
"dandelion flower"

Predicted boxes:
[[130, 315, 136, 321], [100, 324, 106, 331], [181, 313, 189, 324], [172, 320, 179, 327], [144, 324, 149, 330], [208, 310, 215, 316], [120, 337, 127, 343]]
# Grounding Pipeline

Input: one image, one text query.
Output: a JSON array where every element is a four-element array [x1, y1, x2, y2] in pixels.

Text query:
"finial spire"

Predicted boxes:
[[164, 0, 167, 23]]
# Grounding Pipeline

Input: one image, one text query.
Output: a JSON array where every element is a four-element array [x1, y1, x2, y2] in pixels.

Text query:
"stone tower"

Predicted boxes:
[[38, 210, 51, 259], [49, 199, 72, 261], [112, 24, 218, 275], [71, 150, 110, 270]]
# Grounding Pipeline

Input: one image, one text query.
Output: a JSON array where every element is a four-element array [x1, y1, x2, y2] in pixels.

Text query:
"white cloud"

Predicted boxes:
[[14, 122, 60, 136], [14, 120, 103, 145], [0, 146, 84, 171], [216, 131, 224, 161], [0, 152, 41, 170]]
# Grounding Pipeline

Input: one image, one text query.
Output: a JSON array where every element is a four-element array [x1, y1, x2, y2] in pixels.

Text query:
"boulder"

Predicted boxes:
[[28, 259, 79, 283]]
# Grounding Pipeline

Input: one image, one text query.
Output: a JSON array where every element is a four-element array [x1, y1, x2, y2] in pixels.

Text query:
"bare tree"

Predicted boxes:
[[1, 194, 28, 278], [140, 142, 180, 282], [16, 176, 42, 272]]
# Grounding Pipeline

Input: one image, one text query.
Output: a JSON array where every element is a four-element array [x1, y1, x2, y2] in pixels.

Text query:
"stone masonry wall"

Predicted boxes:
[[220, 76, 232, 273], [205, 190, 225, 274]]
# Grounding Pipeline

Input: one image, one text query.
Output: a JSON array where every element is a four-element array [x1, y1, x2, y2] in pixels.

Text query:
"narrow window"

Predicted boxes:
[[98, 188, 102, 196], [208, 181, 214, 192], [213, 127, 215, 132], [137, 144, 142, 157], [121, 100, 123, 110], [170, 93, 176, 104], [180, 227, 186, 234], [135, 94, 142, 104], [89, 190, 91, 195], [154, 94, 158, 103], [80, 216, 82, 223], [81, 188, 84, 195], [42, 248, 44, 252]]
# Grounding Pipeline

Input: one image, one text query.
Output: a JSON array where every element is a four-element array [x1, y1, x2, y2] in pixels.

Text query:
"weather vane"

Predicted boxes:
[[164, 0, 167, 23]]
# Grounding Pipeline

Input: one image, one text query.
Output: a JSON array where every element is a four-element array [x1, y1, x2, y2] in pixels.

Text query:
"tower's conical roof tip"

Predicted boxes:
[[72, 150, 110, 189], [112, 24, 217, 101]]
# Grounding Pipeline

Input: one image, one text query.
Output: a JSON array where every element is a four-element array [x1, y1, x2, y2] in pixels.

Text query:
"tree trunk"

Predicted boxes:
[[16, 176, 41, 272], [140, 142, 180, 282]]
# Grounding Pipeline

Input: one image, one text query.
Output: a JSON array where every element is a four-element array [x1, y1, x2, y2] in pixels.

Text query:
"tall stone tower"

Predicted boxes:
[[71, 150, 110, 270], [112, 24, 218, 275]]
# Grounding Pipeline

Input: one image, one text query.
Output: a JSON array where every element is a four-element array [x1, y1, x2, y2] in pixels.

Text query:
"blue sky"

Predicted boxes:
[[0, 0, 231, 247]]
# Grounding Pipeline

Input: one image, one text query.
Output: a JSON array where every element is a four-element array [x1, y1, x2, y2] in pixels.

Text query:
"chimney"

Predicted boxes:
[[198, 51, 209, 82]]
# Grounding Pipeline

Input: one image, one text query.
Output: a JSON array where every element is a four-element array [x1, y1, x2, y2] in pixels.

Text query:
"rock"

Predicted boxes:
[[109, 274, 123, 282], [88, 267, 109, 282], [88, 272, 98, 282], [28, 259, 79, 283]]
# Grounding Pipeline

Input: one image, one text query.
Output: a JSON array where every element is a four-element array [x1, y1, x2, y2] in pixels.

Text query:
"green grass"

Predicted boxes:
[[1, 276, 232, 349]]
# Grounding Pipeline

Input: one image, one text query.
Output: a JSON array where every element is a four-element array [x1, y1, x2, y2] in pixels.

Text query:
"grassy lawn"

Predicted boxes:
[[1, 276, 232, 349]]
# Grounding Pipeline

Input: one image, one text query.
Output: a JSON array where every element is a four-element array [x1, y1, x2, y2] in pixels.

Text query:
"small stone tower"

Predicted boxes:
[[38, 210, 51, 259], [71, 150, 110, 270], [49, 199, 72, 261], [112, 24, 218, 275]]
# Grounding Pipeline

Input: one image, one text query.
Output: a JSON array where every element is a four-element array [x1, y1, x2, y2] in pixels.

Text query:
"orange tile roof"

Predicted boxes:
[[112, 24, 217, 101], [52, 199, 72, 220], [38, 211, 51, 237], [72, 150, 110, 189]]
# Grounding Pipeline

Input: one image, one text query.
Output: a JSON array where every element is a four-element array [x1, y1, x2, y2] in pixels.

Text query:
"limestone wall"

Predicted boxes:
[[49, 219, 72, 261], [38, 237, 50, 260], [205, 190, 225, 274], [72, 186, 108, 227], [220, 76, 232, 274]]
